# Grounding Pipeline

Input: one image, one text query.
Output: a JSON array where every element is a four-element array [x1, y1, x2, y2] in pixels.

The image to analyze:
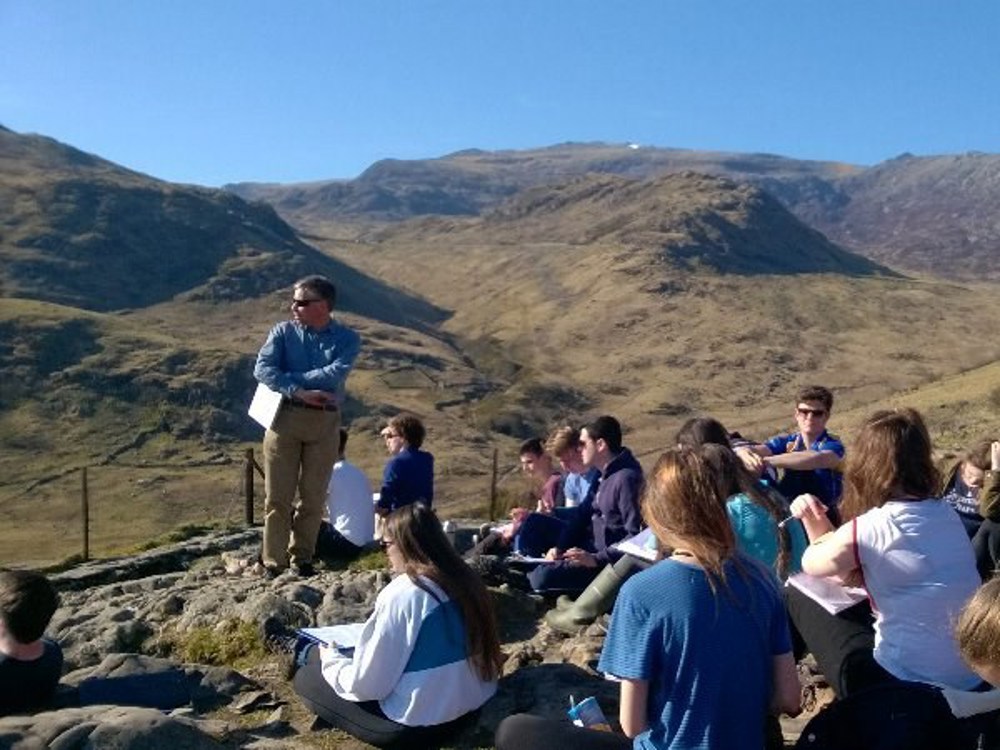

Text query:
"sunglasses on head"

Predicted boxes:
[[291, 298, 323, 308], [797, 407, 827, 418]]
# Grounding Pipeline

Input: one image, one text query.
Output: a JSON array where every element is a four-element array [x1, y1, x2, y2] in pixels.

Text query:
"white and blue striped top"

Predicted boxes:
[[319, 573, 497, 725]]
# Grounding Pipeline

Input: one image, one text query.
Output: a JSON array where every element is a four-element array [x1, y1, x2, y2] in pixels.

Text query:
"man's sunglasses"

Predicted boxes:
[[797, 407, 827, 418], [291, 298, 323, 308]]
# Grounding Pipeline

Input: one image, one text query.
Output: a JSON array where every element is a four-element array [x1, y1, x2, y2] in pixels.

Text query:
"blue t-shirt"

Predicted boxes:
[[377, 448, 434, 512], [726, 492, 807, 578], [599, 557, 791, 750], [563, 468, 600, 507], [764, 430, 845, 508]]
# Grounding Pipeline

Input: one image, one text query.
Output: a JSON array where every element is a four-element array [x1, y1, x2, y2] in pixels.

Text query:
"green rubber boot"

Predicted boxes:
[[545, 563, 624, 635]]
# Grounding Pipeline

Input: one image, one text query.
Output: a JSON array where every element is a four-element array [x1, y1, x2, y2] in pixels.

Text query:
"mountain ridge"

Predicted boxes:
[[226, 141, 1000, 279]]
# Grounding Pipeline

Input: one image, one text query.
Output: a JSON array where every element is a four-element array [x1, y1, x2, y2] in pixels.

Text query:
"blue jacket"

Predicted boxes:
[[378, 448, 434, 512], [557, 447, 644, 563]]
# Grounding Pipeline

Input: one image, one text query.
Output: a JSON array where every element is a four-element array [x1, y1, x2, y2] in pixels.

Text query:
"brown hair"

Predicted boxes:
[[839, 408, 939, 523], [519, 438, 545, 457], [797, 385, 833, 412], [675, 417, 732, 450], [699, 443, 793, 578], [965, 440, 995, 472], [545, 426, 581, 457], [387, 414, 426, 449], [383, 505, 503, 681], [0, 570, 59, 644], [956, 578, 1000, 674], [641, 448, 736, 590]]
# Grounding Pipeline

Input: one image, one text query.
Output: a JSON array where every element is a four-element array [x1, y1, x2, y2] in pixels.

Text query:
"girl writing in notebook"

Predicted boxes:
[[293, 503, 503, 748]]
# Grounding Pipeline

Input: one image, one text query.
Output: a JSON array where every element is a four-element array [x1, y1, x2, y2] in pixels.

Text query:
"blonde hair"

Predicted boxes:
[[956, 578, 1000, 671]]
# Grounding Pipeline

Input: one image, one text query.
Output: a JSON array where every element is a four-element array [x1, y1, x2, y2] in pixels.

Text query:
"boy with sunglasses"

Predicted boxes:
[[737, 385, 845, 514]]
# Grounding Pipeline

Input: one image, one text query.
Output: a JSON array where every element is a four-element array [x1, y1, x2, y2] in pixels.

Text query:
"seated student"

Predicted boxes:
[[677, 417, 807, 578], [529, 416, 644, 596], [939, 440, 1000, 578], [0, 570, 63, 717], [316, 428, 375, 560], [376, 414, 434, 515], [293, 504, 502, 748], [957, 576, 1000, 687], [510, 438, 573, 557], [701, 443, 807, 579], [519, 437, 565, 514], [547, 425, 600, 509], [736, 385, 845, 518], [498, 448, 801, 750], [787, 408, 982, 700]]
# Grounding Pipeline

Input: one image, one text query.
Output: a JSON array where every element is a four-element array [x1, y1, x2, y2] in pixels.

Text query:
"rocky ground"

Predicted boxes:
[[0, 527, 829, 749]]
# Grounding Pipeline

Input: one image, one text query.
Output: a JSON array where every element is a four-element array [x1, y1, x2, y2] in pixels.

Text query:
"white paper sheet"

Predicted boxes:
[[248, 383, 283, 429], [612, 527, 658, 562], [786, 572, 867, 615]]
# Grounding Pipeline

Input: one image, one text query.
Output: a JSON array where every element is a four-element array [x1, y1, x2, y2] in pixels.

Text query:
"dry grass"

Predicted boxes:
[[5, 230, 1000, 566]]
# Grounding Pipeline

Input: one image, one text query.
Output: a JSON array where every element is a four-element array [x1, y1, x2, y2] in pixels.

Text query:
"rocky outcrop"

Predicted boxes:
[[1, 529, 619, 748]]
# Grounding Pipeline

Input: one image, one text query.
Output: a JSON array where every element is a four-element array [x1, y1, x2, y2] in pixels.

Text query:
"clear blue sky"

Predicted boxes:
[[3, 1, 999, 187]]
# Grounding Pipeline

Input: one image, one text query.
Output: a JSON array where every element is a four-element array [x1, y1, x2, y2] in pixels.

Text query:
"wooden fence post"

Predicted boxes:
[[244, 448, 255, 526], [488, 447, 499, 521], [81, 467, 90, 562]]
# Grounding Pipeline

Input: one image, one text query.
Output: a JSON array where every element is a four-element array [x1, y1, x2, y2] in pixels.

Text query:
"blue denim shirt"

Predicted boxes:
[[254, 319, 361, 401]]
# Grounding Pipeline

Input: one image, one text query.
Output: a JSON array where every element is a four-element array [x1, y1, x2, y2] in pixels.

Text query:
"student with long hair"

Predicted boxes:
[[677, 417, 807, 579], [497, 448, 801, 750], [700, 442, 806, 579], [293, 504, 503, 748], [787, 408, 982, 698]]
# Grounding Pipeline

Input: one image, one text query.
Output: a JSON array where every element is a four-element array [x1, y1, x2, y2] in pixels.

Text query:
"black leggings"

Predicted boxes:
[[784, 585, 896, 699], [495, 714, 631, 750], [292, 648, 474, 748]]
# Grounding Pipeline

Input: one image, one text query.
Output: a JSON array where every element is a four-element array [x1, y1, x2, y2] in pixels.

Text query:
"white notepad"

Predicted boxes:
[[248, 383, 283, 429], [786, 572, 867, 615]]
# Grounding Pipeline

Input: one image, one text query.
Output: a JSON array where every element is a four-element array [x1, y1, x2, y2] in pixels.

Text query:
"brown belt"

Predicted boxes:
[[284, 399, 338, 412]]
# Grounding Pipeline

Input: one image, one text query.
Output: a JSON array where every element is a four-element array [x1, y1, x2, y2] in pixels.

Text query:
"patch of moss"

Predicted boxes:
[[348, 547, 390, 572], [170, 620, 265, 667], [129, 523, 219, 553]]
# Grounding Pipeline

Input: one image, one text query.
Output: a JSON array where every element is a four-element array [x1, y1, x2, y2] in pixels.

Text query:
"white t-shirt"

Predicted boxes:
[[326, 459, 375, 547], [856, 499, 981, 689]]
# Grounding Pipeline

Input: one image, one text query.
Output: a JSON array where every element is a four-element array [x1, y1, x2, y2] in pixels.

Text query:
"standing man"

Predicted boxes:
[[737, 385, 845, 514], [254, 275, 361, 577]]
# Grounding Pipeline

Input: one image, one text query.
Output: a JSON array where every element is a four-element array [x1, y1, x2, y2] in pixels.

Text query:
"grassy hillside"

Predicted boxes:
[[4, 128, 1000, 567], [317, 231, 1000, 469]]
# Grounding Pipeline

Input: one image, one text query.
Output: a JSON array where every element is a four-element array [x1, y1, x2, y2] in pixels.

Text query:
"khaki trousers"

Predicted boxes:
[[262, 404, 340, 568]]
